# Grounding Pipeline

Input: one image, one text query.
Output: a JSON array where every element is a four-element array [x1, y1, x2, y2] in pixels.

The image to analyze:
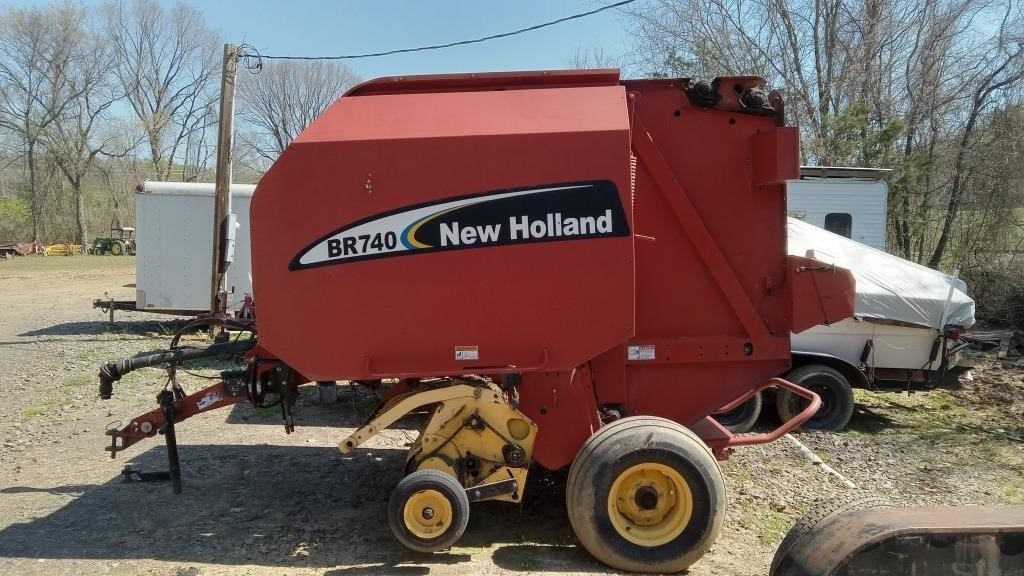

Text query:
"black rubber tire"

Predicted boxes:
[[770, 492, 895, 575], [110, 241, 124, 256], [776, 364, 854, 431], [712, 392, 762, 433], [566, 416, 726, 573], [388, 469, 470, 553]]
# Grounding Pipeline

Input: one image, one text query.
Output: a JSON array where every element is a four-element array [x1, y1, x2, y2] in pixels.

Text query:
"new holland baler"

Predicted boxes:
[[100, 69, 855, 573]]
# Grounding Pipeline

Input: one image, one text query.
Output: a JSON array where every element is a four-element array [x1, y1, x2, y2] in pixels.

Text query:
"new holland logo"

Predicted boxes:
[[290, 180, 629, 270]]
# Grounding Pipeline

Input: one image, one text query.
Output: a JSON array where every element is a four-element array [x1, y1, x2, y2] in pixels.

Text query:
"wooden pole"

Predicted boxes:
[[209, 43, 239, 325]]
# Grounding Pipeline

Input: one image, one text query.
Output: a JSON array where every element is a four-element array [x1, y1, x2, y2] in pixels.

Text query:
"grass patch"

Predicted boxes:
[[251, 402, 281, 419], [757, 509, 792, 544], [21, 406, 45, 418], [1001, 482, 1024, 504], [65, 373, 92, 387], [77, 347, 111, 362], [0, 254, 135, 273]]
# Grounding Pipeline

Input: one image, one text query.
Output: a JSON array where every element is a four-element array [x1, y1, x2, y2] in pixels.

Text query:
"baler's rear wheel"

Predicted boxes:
[[388, 469, 470, 553], [566, 416, 726, 573]]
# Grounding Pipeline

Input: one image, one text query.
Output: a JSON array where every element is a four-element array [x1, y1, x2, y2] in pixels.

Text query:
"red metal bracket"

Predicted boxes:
[[725, 378, 821, 447], [694, 377, 821, 459], [105, 380, 247, 457]]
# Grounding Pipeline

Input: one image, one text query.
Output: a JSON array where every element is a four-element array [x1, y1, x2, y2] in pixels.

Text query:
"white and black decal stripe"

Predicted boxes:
[[290, 180, 629, 270]]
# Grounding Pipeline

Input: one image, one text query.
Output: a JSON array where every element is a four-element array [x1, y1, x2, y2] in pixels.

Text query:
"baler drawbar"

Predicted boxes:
[[100, 68, 856, 573]]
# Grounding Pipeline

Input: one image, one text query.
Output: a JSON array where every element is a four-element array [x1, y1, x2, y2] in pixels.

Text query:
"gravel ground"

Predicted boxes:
[[0, 256, 1021, 576]]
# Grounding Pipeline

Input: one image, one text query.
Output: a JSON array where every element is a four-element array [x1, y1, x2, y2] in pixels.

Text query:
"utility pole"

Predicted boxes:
[[209, 43, 239, 329]]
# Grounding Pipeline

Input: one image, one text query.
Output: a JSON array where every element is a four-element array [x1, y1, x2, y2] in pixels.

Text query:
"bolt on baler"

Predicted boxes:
[[99, 69, 855, 573]]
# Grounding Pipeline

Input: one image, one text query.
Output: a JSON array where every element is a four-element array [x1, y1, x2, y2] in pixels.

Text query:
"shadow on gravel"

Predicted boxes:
[[845, 403, 896, 434], [18, 319, 188, 338], [0, 485, 94, 495], [225, 397, 423, 431], [0, 444, 587, 572], [225, 385, 423, 431]]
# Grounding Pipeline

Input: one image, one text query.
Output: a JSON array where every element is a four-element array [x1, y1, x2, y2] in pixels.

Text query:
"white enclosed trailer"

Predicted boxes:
[[133, 181, 255, 314], [787, 166, 889, 250]]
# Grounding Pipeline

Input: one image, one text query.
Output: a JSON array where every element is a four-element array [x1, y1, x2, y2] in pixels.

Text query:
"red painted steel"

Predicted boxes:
[[250, 69, 855, 469], [106, 381, 246, 456]]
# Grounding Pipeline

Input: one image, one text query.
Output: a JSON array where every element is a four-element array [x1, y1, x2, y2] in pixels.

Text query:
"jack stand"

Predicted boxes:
[[158, 390, 183, 494]]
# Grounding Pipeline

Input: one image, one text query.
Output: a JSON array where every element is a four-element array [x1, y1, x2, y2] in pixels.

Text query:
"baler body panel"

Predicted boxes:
[[252, 83, 637, 380], [610, 81, 796, 430], [250, 70, 854, 469]]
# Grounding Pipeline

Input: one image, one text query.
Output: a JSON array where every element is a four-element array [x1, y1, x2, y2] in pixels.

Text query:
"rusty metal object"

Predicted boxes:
[[772, 505, 1024, 576]]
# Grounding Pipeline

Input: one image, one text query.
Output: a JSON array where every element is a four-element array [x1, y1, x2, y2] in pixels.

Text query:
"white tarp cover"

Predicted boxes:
[[787, 217, 975, 329]]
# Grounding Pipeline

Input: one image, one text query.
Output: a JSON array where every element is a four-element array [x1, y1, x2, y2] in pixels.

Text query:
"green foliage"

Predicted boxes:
[[0, 196, 30, 221], [0, 196, 31, 240], [823, 102, 905, 166]]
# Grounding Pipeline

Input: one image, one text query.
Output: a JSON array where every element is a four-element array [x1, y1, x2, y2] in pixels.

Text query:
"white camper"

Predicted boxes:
[[787, 166, 889, 250], [132, 181, 255, 314]]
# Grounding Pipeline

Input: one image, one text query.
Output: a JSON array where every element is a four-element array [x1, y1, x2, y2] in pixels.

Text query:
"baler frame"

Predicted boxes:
[[98, 68, 858, 574]]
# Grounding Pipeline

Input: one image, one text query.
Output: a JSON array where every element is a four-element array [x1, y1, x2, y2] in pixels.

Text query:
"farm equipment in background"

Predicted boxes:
[[0, 241, 45, 259], [98, 69, 859, 573], [45, 242, 84, 256], [88, 215, 136, 256]]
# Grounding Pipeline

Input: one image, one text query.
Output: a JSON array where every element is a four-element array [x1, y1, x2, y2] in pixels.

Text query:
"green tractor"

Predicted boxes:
[[88, 225, 136, 256]]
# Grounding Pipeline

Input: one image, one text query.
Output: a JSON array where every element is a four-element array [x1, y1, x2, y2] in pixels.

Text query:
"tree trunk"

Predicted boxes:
[[928, 103, 981, 268], [27, 141, 40, 243], [73, 177, 88, 245]]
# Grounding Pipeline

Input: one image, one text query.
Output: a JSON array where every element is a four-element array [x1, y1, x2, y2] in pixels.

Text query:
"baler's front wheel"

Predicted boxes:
[[388, 469, 470, 553], [566, 416, 726, 573]]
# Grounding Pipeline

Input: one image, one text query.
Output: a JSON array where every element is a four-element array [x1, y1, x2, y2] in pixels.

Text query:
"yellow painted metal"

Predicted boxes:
[[44, 243, 83, 256], [338, 379, 537, 503], [406, 380, 537, 503], [607, 463, 693, 547], [507, 418, 531, 440], [403, 489, 453, 539], [338, 385, 476, 453], [416, 456, 458, 478]]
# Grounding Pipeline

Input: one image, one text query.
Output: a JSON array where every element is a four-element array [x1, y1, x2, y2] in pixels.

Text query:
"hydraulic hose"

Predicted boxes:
[[98, 338, 256, 399]]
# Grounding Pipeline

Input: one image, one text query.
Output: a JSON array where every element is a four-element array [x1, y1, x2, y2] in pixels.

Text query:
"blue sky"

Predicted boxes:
[[16, 0, 637, 79]]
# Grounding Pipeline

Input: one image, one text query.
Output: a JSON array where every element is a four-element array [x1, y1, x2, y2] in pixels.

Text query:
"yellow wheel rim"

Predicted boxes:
[[403, 489, 453, 539], [608, 463, 693, 547]]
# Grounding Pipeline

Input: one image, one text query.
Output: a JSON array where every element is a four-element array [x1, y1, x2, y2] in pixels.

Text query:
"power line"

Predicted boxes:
[[238, 0, 634, 67]]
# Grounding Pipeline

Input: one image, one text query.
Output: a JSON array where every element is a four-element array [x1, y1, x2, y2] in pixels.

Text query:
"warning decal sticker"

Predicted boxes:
[[454, 346, 479, 361], [627, 345, 656, 361], [290, 180, 628, 270]]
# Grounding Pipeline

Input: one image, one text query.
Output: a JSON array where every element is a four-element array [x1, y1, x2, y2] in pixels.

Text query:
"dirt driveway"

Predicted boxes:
[[0, 256, 1021, 576]]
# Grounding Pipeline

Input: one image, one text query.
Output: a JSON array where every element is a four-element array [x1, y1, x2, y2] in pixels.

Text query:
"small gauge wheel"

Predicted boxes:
[[388, 469, 470, 553]]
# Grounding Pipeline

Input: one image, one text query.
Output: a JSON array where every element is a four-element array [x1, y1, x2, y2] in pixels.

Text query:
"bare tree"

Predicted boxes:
[[568, 47, 623, 69], [103, 0, 219, 181], [625, 0, 1024, 269], [237, 59, 360, 165], [927, 10, 1024, 267], [0, 5, 89, 242], [44, 12, 129, 245]]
